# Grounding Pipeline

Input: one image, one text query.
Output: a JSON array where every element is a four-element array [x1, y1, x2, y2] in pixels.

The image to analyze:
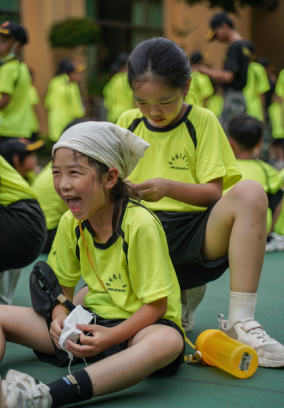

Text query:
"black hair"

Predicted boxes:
[[228, 114, 263, 150], [77, 153, 141, 237], [211, 12, 234, 30], [110, 52, 129, 74], [56, 59, 74, 76], [258, 57, 269, 68], [127, 37, 191, 90], [4, 151, 32, 168]]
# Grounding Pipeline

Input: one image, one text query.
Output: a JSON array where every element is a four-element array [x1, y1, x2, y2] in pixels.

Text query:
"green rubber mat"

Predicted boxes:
[[1, 253, 284, 407]]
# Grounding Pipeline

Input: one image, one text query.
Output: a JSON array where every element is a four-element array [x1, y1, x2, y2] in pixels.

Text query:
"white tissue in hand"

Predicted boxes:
[[59, 305, 94, 360]]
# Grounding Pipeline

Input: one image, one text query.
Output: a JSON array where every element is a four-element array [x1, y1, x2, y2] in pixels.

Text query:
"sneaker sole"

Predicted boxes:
[[0, 377, 7, 408], [259, 357, 284, 368]]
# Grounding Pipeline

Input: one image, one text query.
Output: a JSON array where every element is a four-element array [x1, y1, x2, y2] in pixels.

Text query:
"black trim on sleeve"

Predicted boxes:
[[75, 223, 84, 261], [184, 118, 197, 148], [128, 117, 143, 133], [120, 228, 129, 263]]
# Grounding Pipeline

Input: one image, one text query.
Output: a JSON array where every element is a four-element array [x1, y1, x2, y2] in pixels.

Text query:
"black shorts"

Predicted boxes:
[[155, 201, 229, 290], [0, 199, 47, 270], [34, 313, 185, 378]]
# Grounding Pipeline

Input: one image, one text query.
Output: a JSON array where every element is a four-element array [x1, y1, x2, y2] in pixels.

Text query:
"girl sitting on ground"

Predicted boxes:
[[0, 121, 184, 408]]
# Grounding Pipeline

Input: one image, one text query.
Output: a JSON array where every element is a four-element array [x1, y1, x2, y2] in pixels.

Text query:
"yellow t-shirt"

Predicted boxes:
[[103, 72, 134, 124], [47, 199, 183, 333], [275, 69, 284, 99], [206, 94, 224, 118], [185, 71, 214, 108], [227, 159, 283, 234], [243, 62, 270, 121], [32, 162, 68, 230], [235, 159, 283, 194], [269, 101, 284, 139], [0, 155, 37, 206], [117, 105, 241, 213], [0, 60, 32, 138], [44, 74, 85, 142], [29, 85, 40, 133]]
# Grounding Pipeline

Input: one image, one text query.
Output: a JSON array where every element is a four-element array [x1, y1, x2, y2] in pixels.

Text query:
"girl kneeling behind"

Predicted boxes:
[[0, 122, 184, 408]]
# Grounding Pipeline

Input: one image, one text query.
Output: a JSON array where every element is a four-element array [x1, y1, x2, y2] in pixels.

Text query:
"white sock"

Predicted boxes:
[[227, 291, 257, 328]]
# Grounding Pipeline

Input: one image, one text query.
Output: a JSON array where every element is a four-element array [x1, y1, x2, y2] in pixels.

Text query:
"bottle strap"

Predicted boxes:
[[79, 221, 107, 293], [184, 337, 202, 364]]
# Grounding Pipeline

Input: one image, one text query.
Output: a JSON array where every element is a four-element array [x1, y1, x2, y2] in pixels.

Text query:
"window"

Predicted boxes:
[[0, 0, 20, 25], [86, 0, 163, 94]]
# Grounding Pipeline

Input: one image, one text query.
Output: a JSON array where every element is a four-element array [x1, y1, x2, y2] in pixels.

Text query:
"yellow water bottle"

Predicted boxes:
[[195, 329, 258, 378]]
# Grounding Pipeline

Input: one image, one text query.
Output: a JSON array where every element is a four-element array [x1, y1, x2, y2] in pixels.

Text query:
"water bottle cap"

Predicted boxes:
[[195, 329, 226, 365]]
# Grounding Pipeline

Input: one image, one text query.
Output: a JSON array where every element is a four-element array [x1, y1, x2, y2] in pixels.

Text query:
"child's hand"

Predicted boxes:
[[133, 178, 168, 202], [65, 324, 113, 358], [50, 314, 67, 349]]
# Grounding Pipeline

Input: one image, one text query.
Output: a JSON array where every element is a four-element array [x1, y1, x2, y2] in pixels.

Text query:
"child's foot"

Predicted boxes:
[[218, 314, 284, 367], [181, 285, 207, 332], [2, 370, 52, 408]]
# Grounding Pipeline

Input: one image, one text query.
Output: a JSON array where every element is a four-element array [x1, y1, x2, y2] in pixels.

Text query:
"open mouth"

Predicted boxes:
[[64, 196, 82, 213]]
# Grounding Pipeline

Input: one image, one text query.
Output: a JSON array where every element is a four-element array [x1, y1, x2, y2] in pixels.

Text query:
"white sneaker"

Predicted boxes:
[[265, 238, 284, 253], [1, 376, 8, 408], [270, 232, 284, 243], [2, 370, 52, 408], [181, 285, 207, 332], [218, 314, 284, 367]]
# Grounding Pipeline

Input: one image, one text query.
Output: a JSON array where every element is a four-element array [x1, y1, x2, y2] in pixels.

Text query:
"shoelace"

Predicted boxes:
[[250, 328, 273, 343], [68, 358, 88, 376]]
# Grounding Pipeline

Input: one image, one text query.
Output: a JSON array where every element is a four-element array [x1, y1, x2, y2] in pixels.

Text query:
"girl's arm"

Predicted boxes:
[[50, 285, 75, 349], [65, 297, 167, 358], [134, 177, 223, 207]]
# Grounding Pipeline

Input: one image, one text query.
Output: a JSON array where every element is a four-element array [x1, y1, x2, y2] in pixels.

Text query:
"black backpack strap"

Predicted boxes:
[[32, 261, 75, 313], [128, 117, 143, 133]]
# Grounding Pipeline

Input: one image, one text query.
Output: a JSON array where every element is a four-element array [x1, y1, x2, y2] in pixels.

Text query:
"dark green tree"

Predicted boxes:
[[49, 17, 100, 48], [182, 0, 279, 13]]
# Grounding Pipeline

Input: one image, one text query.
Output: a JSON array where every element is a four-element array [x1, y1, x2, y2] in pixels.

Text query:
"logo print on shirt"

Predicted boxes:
[[106, 273, 127, 293], [169, 153, 189, 170]]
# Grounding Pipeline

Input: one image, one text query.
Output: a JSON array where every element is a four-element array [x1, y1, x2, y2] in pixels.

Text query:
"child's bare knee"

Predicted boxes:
[[231, 180, 268, 214], [156, 327, 184, 361]]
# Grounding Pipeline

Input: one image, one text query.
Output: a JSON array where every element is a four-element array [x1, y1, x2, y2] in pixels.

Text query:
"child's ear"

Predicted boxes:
[[183, 78, 191, 97], [104, 167, 119, 189], [256, 138, 263, 148], [12, 154, 20, 168], [228, 137, 236, 152], [228, 137, 233, 147], [15, 42, 22, 53]]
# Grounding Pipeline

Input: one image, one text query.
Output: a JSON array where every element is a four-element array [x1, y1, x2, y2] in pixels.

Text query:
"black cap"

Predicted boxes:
[[59, 59, 75, 74], [0, 138, 44, 166], [190, 52, 203, 64], [206, 12, 234, 41], [110, 52, 129, 73], [0, 21, 28, 45], [258, 58, 269, 68]]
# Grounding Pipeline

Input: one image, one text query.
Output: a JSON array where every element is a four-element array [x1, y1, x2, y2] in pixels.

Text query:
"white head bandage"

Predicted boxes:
[[52, 121, 150, 179]]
